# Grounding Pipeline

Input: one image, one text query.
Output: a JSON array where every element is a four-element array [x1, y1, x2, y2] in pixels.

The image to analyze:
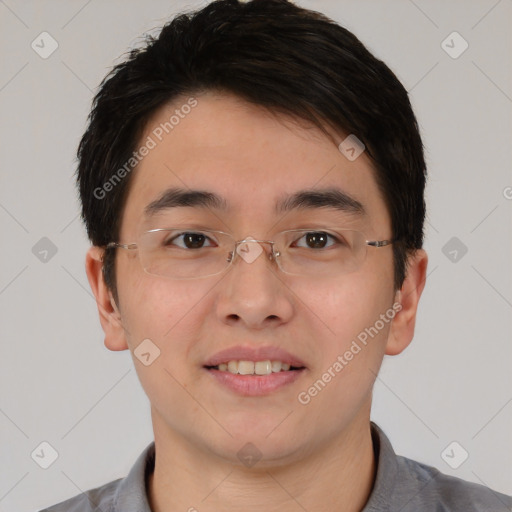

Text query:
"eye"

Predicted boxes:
[[293, 231, 341, 249], [164, 231, 216, 249]]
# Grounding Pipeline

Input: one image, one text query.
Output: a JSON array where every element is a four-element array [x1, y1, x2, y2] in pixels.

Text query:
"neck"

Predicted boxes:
[[147, 410, 376, 512]]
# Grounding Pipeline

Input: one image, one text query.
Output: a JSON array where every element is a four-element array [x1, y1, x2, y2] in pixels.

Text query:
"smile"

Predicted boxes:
[[206, 360, 304, 375]]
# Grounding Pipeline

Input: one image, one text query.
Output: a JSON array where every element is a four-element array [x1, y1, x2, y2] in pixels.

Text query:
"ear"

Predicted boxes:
[[385, 249, 428, 356], [85, 246, 129, 351]]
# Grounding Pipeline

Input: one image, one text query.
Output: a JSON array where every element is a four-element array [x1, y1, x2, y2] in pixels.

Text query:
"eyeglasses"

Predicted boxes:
[[106, 227, 395, 280]]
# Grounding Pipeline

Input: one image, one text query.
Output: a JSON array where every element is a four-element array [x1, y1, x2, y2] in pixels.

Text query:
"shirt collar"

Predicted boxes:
[[111, 422, 398, 511], [113, 440, 155, 511], [362, 421, 399, 511]]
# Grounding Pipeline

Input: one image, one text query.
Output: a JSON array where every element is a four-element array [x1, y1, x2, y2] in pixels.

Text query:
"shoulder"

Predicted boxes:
[[394, 454, 512, 512], [37, 441, 155, 512], [368, 422, 512, 512], [38, 478, 121, 512]]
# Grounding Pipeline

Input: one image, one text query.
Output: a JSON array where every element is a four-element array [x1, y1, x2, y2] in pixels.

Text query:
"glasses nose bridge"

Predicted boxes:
[[229, 236, 278, 267]]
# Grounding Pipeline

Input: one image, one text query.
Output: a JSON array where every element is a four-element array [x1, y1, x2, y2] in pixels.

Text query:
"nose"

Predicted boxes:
[[214, 239, 294, 330]]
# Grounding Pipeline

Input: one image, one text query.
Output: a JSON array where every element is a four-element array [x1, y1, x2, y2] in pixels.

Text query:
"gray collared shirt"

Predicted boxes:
[[39, 422, 512, 511]]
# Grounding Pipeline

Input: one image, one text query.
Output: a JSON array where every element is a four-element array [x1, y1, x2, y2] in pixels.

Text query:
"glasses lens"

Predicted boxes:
[[135, 228, 367, 279], [138, 229, 233, 279], [276, 229, 366, 276]]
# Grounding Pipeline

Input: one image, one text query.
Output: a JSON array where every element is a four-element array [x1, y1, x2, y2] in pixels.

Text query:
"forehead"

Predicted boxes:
[[120, 91, 390, 235]]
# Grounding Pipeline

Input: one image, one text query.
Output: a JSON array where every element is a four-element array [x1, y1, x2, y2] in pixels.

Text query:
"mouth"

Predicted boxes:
[[202, 347, 307, 396], [204, 360, 305, 375]]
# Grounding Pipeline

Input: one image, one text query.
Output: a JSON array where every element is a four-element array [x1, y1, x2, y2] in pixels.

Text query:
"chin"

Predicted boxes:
[[210, 436, 306, 469]]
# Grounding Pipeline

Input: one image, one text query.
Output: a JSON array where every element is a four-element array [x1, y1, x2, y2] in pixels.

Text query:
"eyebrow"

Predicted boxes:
[[144, 188, 228, 217], [144, 186, 366, 218], [275, 188, 366, 216]]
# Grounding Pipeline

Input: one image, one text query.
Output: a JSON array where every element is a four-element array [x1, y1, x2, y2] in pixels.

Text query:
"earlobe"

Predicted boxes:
[[385, 249, 428, 356], [85, 246, 129, 352]]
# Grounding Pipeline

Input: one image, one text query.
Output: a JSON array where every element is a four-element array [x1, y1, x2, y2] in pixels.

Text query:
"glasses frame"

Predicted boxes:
[[106, 227, 395, 280]]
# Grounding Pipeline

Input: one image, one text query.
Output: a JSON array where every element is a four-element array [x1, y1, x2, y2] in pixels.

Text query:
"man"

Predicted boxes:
[[41, 0, 511, 510]]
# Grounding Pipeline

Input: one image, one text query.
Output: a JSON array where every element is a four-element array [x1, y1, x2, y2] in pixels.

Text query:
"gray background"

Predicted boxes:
[[0, 1, 511, 510]]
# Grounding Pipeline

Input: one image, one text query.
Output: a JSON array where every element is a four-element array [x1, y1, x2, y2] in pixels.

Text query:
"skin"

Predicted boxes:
[[86, 91, 428, 512]]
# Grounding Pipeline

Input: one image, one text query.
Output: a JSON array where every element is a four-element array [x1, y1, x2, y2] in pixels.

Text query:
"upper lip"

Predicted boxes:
[[203, 345, 307, 368]]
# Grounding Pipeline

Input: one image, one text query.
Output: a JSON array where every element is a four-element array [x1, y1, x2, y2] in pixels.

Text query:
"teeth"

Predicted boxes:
[[214, 360, 296, 375], [271, 360, 282, 372], [255, 361, 271, 375], [238, 361, 254, 375]]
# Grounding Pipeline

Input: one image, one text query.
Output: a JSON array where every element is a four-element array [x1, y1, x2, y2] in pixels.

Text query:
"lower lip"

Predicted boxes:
[[205, 368, 306, 396]]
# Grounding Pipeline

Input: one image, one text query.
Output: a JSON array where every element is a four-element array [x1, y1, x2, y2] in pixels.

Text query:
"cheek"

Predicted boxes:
[[295, 279, 393, 420], [117, 266, 208, 351], [306, 274, 394, 364], [117, 277, 210, 399]]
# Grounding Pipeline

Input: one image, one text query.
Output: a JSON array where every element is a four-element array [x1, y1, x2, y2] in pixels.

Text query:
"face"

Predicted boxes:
[[88, 90, 426, 467]]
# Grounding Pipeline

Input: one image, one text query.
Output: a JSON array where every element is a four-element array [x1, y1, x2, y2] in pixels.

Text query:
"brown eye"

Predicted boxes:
[[305, 232, 328, 248], [166, 232, 214, 249], [294, 231, 337, 249]]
